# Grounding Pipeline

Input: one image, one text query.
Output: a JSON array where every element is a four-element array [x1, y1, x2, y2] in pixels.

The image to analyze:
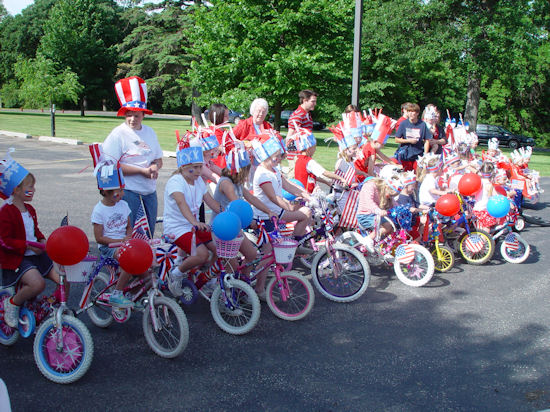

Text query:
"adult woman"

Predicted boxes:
[[207, 103, 229, 169], [102, 76, 163, 235], [232, 98, 274, 142]]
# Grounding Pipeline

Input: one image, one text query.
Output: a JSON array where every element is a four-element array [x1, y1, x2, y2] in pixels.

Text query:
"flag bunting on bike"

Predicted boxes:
[[504, 233, 520, 251], [464, 234, 484, 253], [255, 219, 269, 247], [155, 244, 178, 282], [395, 244, 415, 264], [339, 189, 359, 229], [132, 198, 151, 240]]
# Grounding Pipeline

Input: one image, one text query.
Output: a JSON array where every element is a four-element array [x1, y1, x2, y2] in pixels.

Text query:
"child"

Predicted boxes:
[[0, 153, 62, 328], [91, 161, 135, 308], [417, 153, 449, 207], [292, 126, 348, 192], [356, 165, 403, 252], [164, 138, 222, 297], [396, 171, 429, 240], [472, 162, 498, 232]]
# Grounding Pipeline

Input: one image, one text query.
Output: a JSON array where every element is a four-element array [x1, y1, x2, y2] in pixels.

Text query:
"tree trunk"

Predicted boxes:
[[191, 87, 202, 126], [464, 72, 480, 130], [102, 99, 107, 111], [80, 96, 87, 117]]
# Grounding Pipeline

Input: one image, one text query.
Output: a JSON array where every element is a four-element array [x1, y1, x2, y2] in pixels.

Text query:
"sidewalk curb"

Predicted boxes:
[[38, 135, 83, 145], [0, 130, 31, 139]]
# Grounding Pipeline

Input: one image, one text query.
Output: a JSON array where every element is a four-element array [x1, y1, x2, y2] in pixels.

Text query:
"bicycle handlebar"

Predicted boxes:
[[27, 241, 46, 250]]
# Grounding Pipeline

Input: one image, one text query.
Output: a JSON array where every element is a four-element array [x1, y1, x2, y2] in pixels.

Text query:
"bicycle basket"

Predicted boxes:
[[214, 235, 244, 258], [272, 238, 298, 264], [59, 255, 98, 283]]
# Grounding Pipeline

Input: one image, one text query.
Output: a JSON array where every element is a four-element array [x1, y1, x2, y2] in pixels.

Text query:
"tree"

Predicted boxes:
[[38, 0, 123, 115], [186, 0, 356, 128]]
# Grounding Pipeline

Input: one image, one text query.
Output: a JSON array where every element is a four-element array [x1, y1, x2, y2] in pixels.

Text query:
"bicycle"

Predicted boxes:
[[490, 207, 530, 264], [81, 237, 189, 359], [338, 206, 435, 287], [422, 209, 455, 273], [0, 241, 93, 384]]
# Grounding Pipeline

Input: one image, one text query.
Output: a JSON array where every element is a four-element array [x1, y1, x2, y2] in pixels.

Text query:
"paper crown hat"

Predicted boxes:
[[443, 149, 460, 167], [252, 132, 283, 162], [114, 76, 153, 117], [488, 138, 499, 151], [176, 130, 203, 167], [400, 171, 417, 186], [0, 149, 29, 199], [417, 152, 442, 172], [89, 143, 125, 190], [198, 126, 220, 152], [290, 126, 317, 152], [329, 123, 357, 150], [225, 144, 251, 173]]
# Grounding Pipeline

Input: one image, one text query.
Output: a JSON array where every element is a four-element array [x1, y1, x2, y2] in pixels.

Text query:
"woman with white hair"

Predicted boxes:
[[232, 97, 274, 142]]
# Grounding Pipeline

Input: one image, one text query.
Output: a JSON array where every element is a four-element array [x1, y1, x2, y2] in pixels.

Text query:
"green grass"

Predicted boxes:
[[2, 111, 549, 175]]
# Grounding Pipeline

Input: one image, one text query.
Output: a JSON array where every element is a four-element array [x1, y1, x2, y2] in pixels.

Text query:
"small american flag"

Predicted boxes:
[[504, 233, 520, 251], [89, 143, 103, 167], [334, 166, 356, 187], [132, 199, 151, 240], [464, 234, 484, 253], [339, 190, 359, 229], [278, 222, 295, 237], [395, 244, 415, 264]]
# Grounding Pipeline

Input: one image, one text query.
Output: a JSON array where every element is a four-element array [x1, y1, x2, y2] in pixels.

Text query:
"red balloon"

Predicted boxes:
[[494, 184, 507, 196], [436, 194, 461, 217], [458, 173, 482, 196], [46, 226, 89, 266], [116, 238, 153, 275]]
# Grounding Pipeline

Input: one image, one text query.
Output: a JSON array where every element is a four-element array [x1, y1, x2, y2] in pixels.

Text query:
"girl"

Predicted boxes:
[[91, 162, 135, 308], [472, 162, 499, 232], [418, 153, 450, 207], [213, 144, 275, 299], [396, 171, 429, 241], [356, 166, 403, 252], [0, 156, 62, 328], [422, 105, 446, 154], [164, 139, 222, 297]]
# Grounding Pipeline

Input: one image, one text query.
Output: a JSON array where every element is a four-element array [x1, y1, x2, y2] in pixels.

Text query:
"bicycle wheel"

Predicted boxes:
[[500, 233, 530, 264], [458, 230, 495, 265], [431, 244, 455, 273], [33, 315, 94, 384], [267, 271, 315, 321], [311, 244, 370, 303], [393, 244, 435, 287], [210, 279, 261, 335], [142, 296, 189, 358], [0, 292, 19, 346], [86, 272, 114, 328]]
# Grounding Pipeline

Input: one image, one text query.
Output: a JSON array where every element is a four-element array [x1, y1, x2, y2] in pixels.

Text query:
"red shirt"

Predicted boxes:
[[232, 117, 273, 143], [0, 203, 45, 270], [211, 128, 227, 169], [294, 155, 317, 193], [288, 106, 313, 132]]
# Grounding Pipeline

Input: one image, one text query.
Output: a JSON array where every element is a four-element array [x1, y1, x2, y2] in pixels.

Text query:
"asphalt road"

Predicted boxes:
[[1, 134, 550, 411]]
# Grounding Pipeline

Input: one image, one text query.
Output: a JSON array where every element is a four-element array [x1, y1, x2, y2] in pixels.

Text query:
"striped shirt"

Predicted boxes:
[[288, 106, 313, 132]]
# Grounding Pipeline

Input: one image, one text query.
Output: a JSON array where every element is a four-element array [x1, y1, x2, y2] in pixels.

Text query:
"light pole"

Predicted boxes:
[[351, 0, 363, 107]]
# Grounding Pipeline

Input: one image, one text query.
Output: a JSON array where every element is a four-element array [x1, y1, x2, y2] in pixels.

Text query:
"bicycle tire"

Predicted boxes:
[[500, 233, 530, 264], [458, 230, 495, 265], [33, 315, 94, 384], [0, 291, 19, 346], [311, 244, 370, 303], [86, 272, 114, 328], [267, 272, 315, 321], [142, 296, 189, 358], [393, 244, 435, 287], [210, 279, 261, 335], [431, 244, 455, 273]]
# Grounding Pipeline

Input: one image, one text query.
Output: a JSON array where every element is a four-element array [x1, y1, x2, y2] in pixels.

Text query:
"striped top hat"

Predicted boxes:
[[114, 76, 153, 117], [0, 149, 29, 200]]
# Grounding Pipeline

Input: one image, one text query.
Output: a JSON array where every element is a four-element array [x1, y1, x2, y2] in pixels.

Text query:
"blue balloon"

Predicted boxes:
[[212, 211, 241, 240], [487, 195, 511, 218], [227, 199, 253, 229], [290, 178, 305, 189], [282, 179, 305, 201]]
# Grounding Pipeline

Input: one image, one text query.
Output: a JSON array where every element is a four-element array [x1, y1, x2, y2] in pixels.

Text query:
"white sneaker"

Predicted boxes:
[[168, 273, 183, 297], [3, 298, 19, 328], [364, 236, 375, 253], [201, 278, 217, 298]]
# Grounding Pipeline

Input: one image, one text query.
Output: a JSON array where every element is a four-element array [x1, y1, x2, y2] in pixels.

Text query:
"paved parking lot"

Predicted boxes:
[[1, 135, 550, 411]]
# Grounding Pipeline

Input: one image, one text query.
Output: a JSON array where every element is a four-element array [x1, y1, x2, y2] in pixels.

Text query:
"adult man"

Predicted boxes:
[[102, 76, 163, 235], [286, 90, 318, 176], [394, 103, 432, 171]]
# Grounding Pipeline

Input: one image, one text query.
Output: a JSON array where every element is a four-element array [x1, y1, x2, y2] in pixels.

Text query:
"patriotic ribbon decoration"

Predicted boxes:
[[155, 244, 179, 282], [389, 205, 413, 231], [256, 219, 269, 247], [79, 257, 119, 309]]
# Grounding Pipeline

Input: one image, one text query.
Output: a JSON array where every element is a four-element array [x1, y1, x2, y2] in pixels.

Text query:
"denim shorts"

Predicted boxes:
[[356, 213, 376, 230], [1, 253, 53, 287], [98, 244, 116, 258]]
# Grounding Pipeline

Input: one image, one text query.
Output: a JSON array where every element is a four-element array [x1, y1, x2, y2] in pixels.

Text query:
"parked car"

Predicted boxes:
[[476, 124, 535, 149], [269, 110, 326, 130], [203, 109, 244, 124]]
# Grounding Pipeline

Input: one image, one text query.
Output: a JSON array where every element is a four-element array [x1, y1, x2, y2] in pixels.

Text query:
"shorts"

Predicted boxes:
[[256, 210, 285, 233], [98, 244, 116, 258], [1, 253, 53, 287], [473, 210, 504, 228], [357, 213, 376, 230], [174, 230, 212, 255]]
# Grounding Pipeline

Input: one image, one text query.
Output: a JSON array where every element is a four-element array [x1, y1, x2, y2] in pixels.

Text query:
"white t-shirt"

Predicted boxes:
[[419, 174, 439, 206], [21, 210, 37, 256], [473, 179, 492, 211], [91, 200, 131, 240], [306, 158, 326, 177], [163, 174, 208, 239], [102, 122, 163, 195], [253, 165, 283, 219]]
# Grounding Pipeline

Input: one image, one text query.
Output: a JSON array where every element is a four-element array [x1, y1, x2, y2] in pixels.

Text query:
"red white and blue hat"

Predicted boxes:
[[198, 126, 220, 152], [176, 130, 203, 167], [226, 143, 251, 173], [95, 161, 125, 190], [291, 126, 317, 152], [0, 149, 29, 199], [400, 171, 417, 186], [114, 76, 153, 117], [252, 133, 283, 162]]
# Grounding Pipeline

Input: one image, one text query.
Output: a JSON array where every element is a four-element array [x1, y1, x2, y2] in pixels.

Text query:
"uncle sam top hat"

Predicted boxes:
[[114, 76, 153, 117], [176, 130, 203, 167], [0, 149, 29, 200]]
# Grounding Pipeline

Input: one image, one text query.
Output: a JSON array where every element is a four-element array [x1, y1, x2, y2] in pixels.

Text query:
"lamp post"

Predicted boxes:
[[351, 0, 363, 107], [50, 102, 56, 137]]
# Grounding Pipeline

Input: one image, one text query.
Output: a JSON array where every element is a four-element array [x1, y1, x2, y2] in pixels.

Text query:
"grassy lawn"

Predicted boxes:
[[1, 111, 549, 175]]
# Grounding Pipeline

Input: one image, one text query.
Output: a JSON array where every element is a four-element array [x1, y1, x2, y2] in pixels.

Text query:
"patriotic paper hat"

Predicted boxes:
[[176, 130, 203, 167], [443, 149, 460, 167], [252, 132, 283, 162], [95, 161, 125, 190], [400, 171, 417, 186], [342, 112, 363, 141], [424, 105, 438, 121], [114, 76, 153, 117], [0, 149, 29, 199], [329, 124, 357, 150], [519, 146, 532, 162], [418, 152, 442, 172], [510, 149, 523, 165], [291, 126, 317, 152], [494, 169, 507, 181], [198, 126, 220, 152], [361, 110, 375, 135], [488, 138, 499, 151], [225, 144, 251, 173]]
